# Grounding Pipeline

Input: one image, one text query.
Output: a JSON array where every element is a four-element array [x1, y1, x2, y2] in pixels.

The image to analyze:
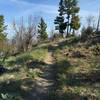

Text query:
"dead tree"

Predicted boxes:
[[13, 16, 37, 52], [96, 10, 100, 32]]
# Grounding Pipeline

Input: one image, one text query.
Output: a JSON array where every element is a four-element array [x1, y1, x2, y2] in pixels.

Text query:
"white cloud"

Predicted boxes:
[[9, 0, 58, 17]]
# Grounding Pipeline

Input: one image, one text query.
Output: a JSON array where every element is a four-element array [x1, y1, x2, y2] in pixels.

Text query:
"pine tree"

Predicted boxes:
[[0, 15, 7, 41], [64, 0, 80, 36], [0, 15, 7, 52], [64, 0, 72, 36], [70, 15, 80, 34], [55, 0, 80, 37], [69, 0, 80, 34], [54, 0, 66, 37], [38, 18, 48, 40]]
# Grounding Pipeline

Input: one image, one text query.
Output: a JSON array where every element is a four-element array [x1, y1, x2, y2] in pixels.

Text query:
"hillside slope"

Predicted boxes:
[[0, 38, 100, 100]]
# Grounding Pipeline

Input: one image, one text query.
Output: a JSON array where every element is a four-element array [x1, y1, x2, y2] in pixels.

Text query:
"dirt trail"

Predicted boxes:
[[44, 52, 54, 64], [24, 48, 56, 100]]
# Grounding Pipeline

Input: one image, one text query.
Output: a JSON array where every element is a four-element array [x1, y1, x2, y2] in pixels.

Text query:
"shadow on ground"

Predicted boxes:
[[0, 77, 58, 100], [52, 56, 100, 100]]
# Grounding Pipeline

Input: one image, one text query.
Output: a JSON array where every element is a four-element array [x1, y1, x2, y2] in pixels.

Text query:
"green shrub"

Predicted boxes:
[[56, 59, 71, 74], [58, 73, 67, 87], [27, 69, 41, 79], [16, 53, 33, 65], [81, 26, 94, 41]]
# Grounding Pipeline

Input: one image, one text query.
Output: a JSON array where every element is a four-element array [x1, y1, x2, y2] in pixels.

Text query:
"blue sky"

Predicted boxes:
[[0, 0, 100, 38]]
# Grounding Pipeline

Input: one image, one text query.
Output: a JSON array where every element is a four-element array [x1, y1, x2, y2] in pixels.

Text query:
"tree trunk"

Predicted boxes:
[[61, 32, 64, 38], [96, 10, 100, 31], [66, 15, 70, 37], [69, 26, 72, 33], [73, 29, 75, 35]]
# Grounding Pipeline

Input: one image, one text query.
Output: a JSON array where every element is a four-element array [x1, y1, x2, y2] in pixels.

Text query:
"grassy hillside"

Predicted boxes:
[[52, 38, 100, 100], [0, 38, 100, 100], [0, 45, 48, 100]]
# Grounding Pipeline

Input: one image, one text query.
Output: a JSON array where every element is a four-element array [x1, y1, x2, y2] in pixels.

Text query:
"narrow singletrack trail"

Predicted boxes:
[[24, 47, 56, 100]]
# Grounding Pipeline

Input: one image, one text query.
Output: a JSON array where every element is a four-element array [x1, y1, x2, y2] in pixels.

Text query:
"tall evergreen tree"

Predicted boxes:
[[70, 15, 80, 34], [38, 18, 48, 40], [0, 15, 7, 41], [54, 0, 66, 37], [69, 0, 80, 34], [64, 0, 72, 36], [54, 0, 80, 37], [0, 15, 7, 52], [64, 0, 80, 35]]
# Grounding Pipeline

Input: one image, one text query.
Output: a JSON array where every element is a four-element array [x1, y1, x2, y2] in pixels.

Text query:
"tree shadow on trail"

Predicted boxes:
[[26, 60, 48, 69], [0, 78, 57, 100]]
